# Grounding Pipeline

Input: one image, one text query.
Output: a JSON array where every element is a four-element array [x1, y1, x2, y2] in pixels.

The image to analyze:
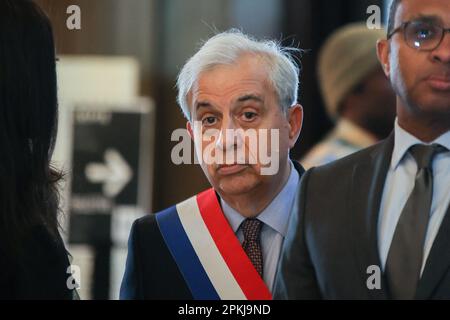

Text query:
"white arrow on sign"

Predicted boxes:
[[85, 148, 133, 198]]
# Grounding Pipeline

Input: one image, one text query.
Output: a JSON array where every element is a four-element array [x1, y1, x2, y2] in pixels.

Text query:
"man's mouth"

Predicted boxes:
[[216, 164, 248, 175], [426, 74, 450, 91]]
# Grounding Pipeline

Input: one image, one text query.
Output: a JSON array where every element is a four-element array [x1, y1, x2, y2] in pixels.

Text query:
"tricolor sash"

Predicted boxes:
[[156, 188, 272, 300]]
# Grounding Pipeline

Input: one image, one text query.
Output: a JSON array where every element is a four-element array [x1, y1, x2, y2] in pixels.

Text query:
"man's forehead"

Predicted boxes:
[[185, 54, 276, 115], [197, 60, 270, 86], [194, 79, 268, 97], [396, 0, 450, 23], [190, 70, 272, 102]]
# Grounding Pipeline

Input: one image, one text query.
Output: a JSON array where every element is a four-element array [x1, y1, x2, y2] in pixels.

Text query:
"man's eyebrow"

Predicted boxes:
[[195, 101, 212, 110], [236, 94, 264, 103], [409, 14, 443, 24]]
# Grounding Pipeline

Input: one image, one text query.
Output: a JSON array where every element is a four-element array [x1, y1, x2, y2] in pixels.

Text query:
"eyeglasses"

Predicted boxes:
[[388, 20, 450, 51]]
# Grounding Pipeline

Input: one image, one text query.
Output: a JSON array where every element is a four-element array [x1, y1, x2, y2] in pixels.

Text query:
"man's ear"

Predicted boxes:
[[377, 39, 390, 78], [287, 104, 303, 149], [186, 121, 194, 140]]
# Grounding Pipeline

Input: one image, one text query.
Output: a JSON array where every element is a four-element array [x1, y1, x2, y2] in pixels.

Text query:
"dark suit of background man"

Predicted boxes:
[[275, 0, 450, 299]]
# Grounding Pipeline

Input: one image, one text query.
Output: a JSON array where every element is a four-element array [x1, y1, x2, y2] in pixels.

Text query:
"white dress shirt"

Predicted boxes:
[[220, 161, 299, 292], [378, 119, 450, 275]]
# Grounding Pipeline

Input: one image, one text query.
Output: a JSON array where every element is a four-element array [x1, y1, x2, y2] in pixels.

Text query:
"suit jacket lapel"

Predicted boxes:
[[350, 133, 394, 299], [416, 204, 450, 299]]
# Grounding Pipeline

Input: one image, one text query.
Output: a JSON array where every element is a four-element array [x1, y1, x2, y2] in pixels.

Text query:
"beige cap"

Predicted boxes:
[[318, 22, 386, 119]]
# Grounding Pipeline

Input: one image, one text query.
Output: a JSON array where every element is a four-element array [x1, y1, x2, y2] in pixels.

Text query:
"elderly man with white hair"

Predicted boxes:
[[120, 29, 304, 300]]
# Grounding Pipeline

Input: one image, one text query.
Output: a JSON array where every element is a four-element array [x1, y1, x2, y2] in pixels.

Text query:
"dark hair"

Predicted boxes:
[[0, 0, 62, 257], [387, 0, 402, 36]]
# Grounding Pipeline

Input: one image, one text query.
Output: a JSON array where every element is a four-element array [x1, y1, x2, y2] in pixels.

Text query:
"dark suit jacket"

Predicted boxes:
[[0, 225, 75, 300], [274, 133, 450, 299], [120, 161, 305, 300], [120, 212, 194, 300]]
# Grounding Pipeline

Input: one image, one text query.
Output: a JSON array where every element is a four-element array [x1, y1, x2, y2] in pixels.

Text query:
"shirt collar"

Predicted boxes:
[[220, 161, 299, 237], [391, 118, 450, 170]]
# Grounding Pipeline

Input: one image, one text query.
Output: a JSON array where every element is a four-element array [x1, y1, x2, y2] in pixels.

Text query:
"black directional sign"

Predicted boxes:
[[68, 103, 153, 300], [69, 105, 151, 244]]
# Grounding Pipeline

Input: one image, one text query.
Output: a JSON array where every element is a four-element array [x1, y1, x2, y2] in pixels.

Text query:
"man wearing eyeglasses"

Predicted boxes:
[[274, 0, 450, 300]]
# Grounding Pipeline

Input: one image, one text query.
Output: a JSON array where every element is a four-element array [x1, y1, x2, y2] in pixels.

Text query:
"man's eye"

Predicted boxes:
[[202, 116, 217, 125], [410, 23, 437, 40], [417, 28, 433, 39], [242, 112, 257, 121]]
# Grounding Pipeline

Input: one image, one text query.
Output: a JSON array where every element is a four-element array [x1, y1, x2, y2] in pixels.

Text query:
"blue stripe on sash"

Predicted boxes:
[[156, 206, 220, 300]]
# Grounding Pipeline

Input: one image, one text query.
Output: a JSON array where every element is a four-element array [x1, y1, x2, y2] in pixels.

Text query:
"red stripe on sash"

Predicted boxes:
[[197, 188, 272, 300]]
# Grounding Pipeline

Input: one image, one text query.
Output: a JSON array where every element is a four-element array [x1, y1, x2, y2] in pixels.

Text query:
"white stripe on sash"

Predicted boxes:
[[176, 196, 247, 300]]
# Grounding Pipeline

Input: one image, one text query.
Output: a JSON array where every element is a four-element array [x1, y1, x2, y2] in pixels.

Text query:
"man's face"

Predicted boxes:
[[378, 0, 450, 117], [187, 54, 302, 197]]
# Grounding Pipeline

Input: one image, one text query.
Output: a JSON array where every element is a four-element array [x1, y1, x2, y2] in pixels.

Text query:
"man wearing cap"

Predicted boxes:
[[275, 0, 450, 299], [302, 23, 396, 169]]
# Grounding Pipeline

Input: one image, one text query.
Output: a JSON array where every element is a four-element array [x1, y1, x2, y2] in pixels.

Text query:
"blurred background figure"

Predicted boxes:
[[0, 0, 76, 299], [301, 22, 396, 169]]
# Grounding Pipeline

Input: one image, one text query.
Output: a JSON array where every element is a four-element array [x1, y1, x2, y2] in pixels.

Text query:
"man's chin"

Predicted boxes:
[[216, 174, 260, 196], [417, 104, 450, 118], [413, 89, 450, 114]]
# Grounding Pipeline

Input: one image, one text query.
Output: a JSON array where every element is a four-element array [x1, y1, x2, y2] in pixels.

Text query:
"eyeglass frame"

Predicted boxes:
[[387, 20, 450, 51]]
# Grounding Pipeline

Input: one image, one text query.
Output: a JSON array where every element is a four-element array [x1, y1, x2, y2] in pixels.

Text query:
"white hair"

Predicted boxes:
[[176, 29, 301, 120]]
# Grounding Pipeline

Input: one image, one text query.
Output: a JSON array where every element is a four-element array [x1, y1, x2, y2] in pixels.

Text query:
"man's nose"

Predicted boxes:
[[215, 118, 241, 151], [432, 31, 450, 64]]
